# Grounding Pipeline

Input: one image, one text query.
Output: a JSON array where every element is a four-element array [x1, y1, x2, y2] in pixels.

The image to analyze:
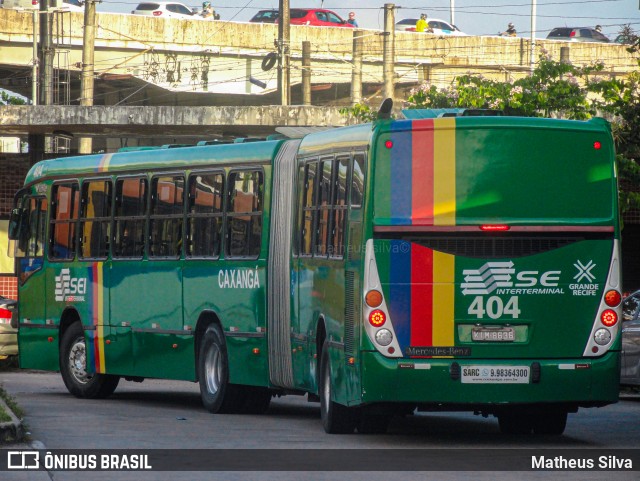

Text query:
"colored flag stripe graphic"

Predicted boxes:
[[387, 242, 456, 356]]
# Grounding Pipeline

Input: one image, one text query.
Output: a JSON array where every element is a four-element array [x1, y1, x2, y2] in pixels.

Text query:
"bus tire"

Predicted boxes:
[[319, 341, 358, 434], [198, 324, 240, 413], [497, 409, 533, 434], [531, 410, 567, 435], [59, 322, 120, 399]]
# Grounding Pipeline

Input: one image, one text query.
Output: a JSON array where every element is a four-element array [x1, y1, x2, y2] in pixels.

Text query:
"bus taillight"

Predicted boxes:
[[480, 224, 510, 231], [365, 290, 383, 308], [601, 309, 618, 327], [604, 290, 621, 307], [369, 310, 386, 327]]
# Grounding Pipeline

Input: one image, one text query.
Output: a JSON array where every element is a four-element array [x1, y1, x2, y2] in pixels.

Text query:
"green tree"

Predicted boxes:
[[0, 90, 27, 106]]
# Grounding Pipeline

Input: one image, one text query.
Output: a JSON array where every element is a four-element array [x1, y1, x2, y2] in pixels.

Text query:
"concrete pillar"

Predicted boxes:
[[302, 41, 311, 105], [383, 4, 395, 101], [351, 31, 362, 106]]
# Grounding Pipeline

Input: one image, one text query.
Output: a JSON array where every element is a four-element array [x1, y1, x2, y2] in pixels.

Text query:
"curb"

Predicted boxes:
[[0, 396, 24, 443]]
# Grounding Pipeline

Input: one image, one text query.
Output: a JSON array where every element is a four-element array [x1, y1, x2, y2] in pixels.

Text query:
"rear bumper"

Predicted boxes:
[[360, 350, 620, 408], [0, 330, 18, 357]]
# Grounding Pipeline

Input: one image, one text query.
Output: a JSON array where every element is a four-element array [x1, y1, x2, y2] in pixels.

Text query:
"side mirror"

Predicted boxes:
[[7, 207, 23, 241]]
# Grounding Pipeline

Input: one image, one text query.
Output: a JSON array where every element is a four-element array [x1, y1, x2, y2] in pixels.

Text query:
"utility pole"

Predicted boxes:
[[382, 4, 395, 101], [302, 41, 311, 105], [351, 30, 362, 106], [277, 0, 290, 105], [530, 0, 537, 74], [31, 11, 38, 105], [39, 0, 54, 106], [79, 0, 97, 153], [450, 0, 455, 26]]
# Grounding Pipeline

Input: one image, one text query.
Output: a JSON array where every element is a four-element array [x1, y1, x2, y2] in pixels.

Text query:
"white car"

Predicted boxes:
[[1, 0, 83, 11], [131, 2, 198, 19], [395, 18, 467, 36]]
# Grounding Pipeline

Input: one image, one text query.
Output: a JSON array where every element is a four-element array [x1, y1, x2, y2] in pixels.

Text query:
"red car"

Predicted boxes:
[[287, 8, 354, 28]]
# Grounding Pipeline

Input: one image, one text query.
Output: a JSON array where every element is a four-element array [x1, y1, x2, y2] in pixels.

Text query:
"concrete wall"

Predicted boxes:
[[0, 9, 636, 99]]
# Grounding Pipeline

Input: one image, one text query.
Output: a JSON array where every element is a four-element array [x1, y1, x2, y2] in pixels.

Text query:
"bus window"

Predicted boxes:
[[329, 156, 349, 258], [300, 161, 317, 256], [114, 177, 147, 258], [50, 183, 79, 260], [79, 180, 112, 259], [351, 153, 365, 208], [150, 175, 184, 258], [187, 172, 224, 258], [315, 158, 333, 257], [226, 170, 263, 258]]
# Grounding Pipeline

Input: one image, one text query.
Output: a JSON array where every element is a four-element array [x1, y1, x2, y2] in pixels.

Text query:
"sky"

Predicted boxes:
[[96, 0, 640, 39]]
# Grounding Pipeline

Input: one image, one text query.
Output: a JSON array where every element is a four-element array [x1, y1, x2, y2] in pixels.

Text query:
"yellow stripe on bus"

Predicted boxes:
[[433, 118, 456, 226], [432, 251, 455, 352]]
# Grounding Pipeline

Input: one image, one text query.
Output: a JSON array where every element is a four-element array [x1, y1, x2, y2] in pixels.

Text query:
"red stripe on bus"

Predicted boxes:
[[411, 120, 435, 225], [410, 244, 433, 346]]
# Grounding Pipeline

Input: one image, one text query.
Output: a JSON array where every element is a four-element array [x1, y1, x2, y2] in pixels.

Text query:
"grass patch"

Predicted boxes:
[[0, 384, 24, 420]]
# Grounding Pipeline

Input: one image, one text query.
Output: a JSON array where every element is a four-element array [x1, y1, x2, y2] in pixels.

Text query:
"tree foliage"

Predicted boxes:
[[0, 91, 27, 106]]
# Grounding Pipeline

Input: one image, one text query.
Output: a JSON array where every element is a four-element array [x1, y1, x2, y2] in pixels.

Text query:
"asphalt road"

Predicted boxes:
[[1, 369, 639, 480]]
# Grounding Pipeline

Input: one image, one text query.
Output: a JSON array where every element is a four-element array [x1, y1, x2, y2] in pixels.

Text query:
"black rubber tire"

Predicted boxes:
[[59, 322, 119, 399], [531, 410, 568, 435], [261, 52, 277, 71], [198, 324, 241, 414], [497, 409, 533, 434], [319, 341, 358, 434]]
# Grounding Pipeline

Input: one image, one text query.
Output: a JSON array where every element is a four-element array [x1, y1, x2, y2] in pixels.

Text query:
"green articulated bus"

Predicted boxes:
[[8, 107, 622, 435]]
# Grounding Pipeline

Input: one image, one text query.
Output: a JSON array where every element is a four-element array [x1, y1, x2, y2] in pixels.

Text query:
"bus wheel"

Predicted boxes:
[[198, 324, 240, 413], [497, 409, 533, 434], [319, 342, 358, 434], [531, 410, 567, 435], [59, 322, 120, 399]]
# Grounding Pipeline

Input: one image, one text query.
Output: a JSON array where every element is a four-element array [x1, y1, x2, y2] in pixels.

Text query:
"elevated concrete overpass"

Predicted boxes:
[[0, 8, 636, 108]]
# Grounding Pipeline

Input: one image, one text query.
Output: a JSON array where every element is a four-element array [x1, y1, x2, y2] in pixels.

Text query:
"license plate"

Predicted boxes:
[[461, 365, 530, 384], [472, 327, 515, 342]]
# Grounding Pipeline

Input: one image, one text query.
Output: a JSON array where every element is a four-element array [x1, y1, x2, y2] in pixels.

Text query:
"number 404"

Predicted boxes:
[[468, 296, 521, 319]]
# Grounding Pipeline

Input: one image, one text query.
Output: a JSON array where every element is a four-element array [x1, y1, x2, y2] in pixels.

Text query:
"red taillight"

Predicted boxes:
[[480, 225, 510, 231], [594, 141, 602, 150], [32, 0, 38, 5], [153, 11, 163, 16], [0, 308, 11, 319], [368, 309, 386, 327], [385, 140, 393, 149], [604, 290, 621, 307], [601, 309, 618, 327], [570, 30, 576, 38]]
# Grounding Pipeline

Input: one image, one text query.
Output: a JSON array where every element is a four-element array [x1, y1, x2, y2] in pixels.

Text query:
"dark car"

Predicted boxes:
[[615, 34, 637, 45], [621, 290, 640, 386], [546, 27, 610, 43], [249, 9, 279, 23]]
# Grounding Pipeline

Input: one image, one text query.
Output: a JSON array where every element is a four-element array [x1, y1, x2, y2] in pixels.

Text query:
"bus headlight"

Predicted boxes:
[[594, 328, 611, 346], [375, 329, 393, 346]]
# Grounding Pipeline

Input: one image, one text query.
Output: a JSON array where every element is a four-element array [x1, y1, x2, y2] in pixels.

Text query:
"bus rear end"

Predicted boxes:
[[361, 116, 620, 434]]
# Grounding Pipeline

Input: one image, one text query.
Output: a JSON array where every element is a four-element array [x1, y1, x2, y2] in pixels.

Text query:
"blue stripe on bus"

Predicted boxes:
[[388, 240, 412, 352], [390, 122, 413, 225]]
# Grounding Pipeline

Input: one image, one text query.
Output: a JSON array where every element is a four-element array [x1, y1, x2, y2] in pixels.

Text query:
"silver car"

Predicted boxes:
[[546, 27, 610, 43], [621, 290, 640, 385]]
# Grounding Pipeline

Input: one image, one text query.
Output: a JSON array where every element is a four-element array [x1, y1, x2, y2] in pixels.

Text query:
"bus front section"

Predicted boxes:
[[360, 116, 621, 434]]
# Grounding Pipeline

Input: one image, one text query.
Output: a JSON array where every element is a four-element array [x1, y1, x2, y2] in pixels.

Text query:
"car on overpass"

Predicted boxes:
[[132, 2, 216, 20], [1, 0, 83, 11], [395, 17, 466, 36], [286, 8, 354, 28], [249, 9, 278, 23], [546, 27, 610, 43]]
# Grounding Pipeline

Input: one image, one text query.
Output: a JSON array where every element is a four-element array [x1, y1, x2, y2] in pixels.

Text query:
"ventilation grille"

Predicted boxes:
[[403, 236, 583, 258]]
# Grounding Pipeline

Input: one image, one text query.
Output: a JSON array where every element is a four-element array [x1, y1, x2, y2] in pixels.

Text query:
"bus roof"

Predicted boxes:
[[24, 140, 286, 185]]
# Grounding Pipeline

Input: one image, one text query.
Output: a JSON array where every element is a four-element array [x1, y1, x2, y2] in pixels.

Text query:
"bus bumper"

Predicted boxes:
[[360, 350, 620, 407]]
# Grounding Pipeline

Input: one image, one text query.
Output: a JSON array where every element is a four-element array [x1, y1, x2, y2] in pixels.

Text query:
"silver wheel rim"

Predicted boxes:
[[69, 337, 92, 384], [204, 342, 222, 395]]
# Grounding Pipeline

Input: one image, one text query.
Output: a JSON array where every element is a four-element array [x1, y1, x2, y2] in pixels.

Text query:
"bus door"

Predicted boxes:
[[11, 190, 51, 369], [109, 175, 186, 380]]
